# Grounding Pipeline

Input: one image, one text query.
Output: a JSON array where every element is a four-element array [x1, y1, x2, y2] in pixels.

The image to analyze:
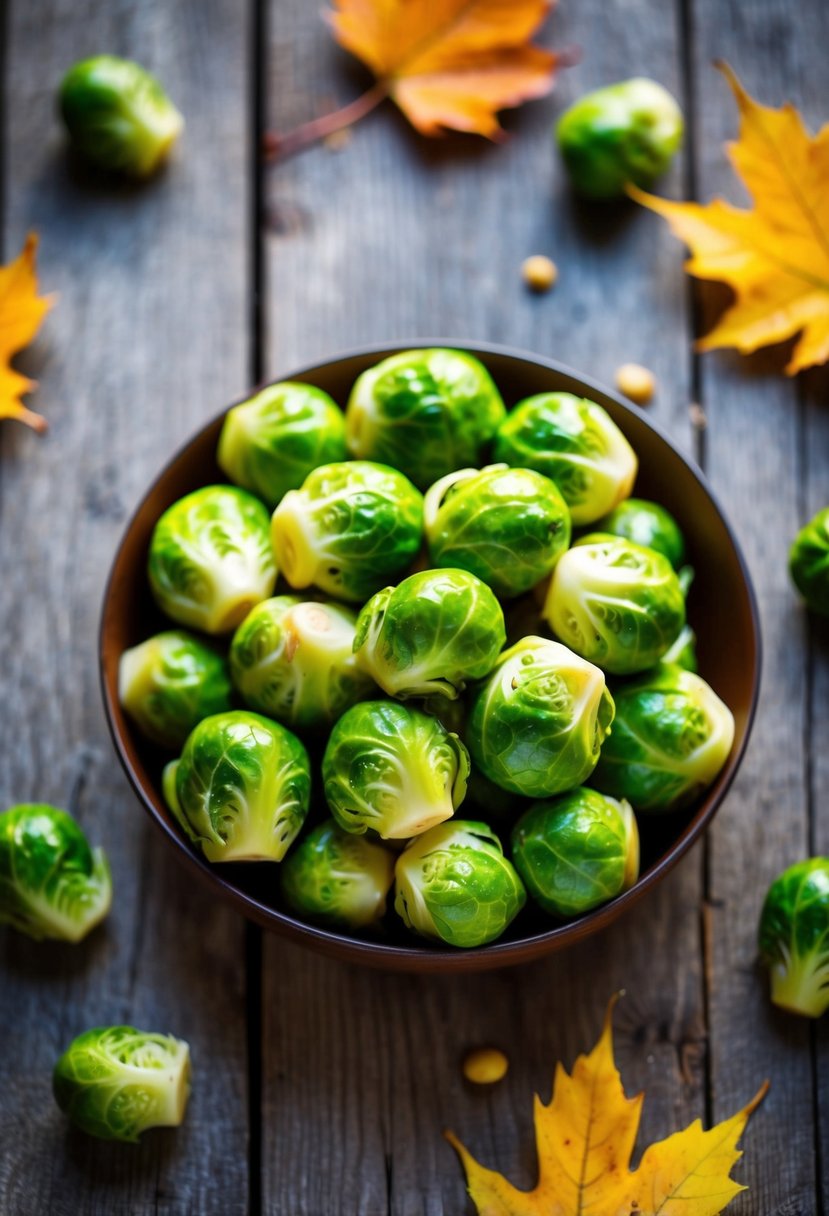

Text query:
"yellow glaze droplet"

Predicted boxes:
[[615, 362, 656, 405], [463, 1047, 509, 1084]]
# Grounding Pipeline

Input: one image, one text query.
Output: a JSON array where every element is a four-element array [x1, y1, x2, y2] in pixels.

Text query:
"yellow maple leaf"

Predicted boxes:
[[446, 997, 767, 1216], [631, 64, 829, 374], [0, 233, 54, 433]]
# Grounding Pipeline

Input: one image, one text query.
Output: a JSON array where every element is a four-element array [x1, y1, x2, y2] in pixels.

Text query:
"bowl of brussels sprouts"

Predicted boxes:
[[100, 341, 760, 972]]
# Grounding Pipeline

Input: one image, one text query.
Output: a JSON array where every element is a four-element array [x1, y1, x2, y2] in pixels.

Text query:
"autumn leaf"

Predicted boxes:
[[0, 233, 54, 433], [446, 996, 767, 1216], [631, 64, 829, 374]]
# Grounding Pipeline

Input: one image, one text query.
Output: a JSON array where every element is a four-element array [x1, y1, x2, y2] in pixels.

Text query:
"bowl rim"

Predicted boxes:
[[99, 338, 762, 972]]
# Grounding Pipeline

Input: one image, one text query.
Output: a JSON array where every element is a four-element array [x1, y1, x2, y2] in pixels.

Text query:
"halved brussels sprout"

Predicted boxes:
[[424, 464, 571, 598], [661, 623, 697, 672], [543, 535, 686, 675], [0, 804, 111, 942], [759, 858, 829, 1018], [217, 382, 347, 509], [230, 596, 374, 731], [163, 710, 311, 862], [59, 55, 183, 177], [394, 820, 526, 948], [789, 506, 829, 615], [493, 393, 637, 526], [280, 820, 395, 930], [353, 569, 506, 701], [465, 636, 614, 798], [271, 461, 423, 603], [511, 788, 639, 918], [322, 700, 469, 840], [119, 630, 232, 749], [53, 1027, 190, 1141], [345, 348, 506, 490], [593, 497, 686, 568], [592, 665, 734, 811], [148, 485, 276, 635]]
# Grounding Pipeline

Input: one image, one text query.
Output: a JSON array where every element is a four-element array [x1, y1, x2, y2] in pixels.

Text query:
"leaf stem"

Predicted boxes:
[[263, 81, 389, 162]]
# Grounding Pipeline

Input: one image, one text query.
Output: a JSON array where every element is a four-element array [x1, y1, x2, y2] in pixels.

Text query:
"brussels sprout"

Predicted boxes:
[[543, 535, 686, 675], [493, 393, 637, 526], [148, 485, 276, 635], [163, 711, 310, 862], [423, 464, 571, 598], [353, 569, 506, 701], [394, 821, 526, 947], [280, 820, 395, 930], [217, 382, 347, 509], [465, 636, 614, 799], [271, 461, 423, 603], [53, 1026, 190, 1141], [758, 859, 829, 1018], [59, 55, 183, 177], [593, 497, 686, 568], [592, 665, 734, 811], [789, 506, 829, 615], [661, 623, 697, 672], [345, 348, 506, 490], [118, 630, 232, 749], [556, 77, 683, 200], [511, 788, 639, 918], [322, 700, 469, 840], [0, 805, 111, 942]]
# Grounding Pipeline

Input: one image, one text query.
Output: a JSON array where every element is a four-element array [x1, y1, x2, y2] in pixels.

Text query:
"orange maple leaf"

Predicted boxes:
[[632, 64, 829, 375], [0, 233, 54, 433], [446, 996, 767, 1216]]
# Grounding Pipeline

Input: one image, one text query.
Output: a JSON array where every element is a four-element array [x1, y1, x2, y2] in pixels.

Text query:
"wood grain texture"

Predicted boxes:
[[0, 2, 251, 1213]]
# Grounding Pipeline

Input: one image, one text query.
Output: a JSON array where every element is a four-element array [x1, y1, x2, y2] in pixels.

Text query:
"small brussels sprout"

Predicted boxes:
[[465, 636, 614, 799], [758, 859, 829, 1018], [271, 461, 423, 603], [661, 623, 698, 672], [118, 630, 232, 749], [217, 382, 347, 509], [148, 485, 276, 635], [53, 1026, 190, 1141], [511, 788, 639, 918], [0, 804, 111, 942], [353, 569, 506, 701], [322, 700, 470, 840], [163, 710, 311, 862], [593, 498, 686, 568], [423, 464, 571, 598], [493, 393, 637, 526], [345, 348, 506, 490], [543, 535, 686, 675], [59, 55, 183, 177], [592, 665, 734, 812], [556, 77, 683, 200], [394, 821, 526, 948], [280, 820, 395, 930], [789, 506, 829, 615]]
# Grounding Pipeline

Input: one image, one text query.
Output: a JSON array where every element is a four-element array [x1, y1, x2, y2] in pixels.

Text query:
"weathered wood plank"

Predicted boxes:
[[0, 3, 251, 1214]]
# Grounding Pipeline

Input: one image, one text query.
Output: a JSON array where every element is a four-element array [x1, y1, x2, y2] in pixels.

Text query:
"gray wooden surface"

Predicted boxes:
[[0, 1, 826, 1213]]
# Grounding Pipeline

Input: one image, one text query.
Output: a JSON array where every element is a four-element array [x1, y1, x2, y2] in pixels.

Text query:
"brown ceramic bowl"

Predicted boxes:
[[100, 341, 760, 973]]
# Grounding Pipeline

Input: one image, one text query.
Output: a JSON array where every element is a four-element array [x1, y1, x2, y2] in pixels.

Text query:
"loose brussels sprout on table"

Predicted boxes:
[[423, 464, 571, 598], [511, 788, 639, 918], [119, 630, 232, 749], [759, 858, 829, 1018], [53, 1026, 191, 1142], [466, 636, 614, 798], [492, 393, 637, 525], [345, 348, 506, 490], [789, 506, 829, 615], [217, 382, 347, 509], [394, 821, 526, 948], [59, 55, 183, 177], [148, 485, 276, 634], [280, 820, 395, 930], [163, 710, 311, 862], [271, 460, 423, 603], [0, 805, 111, 942], [354, 568, 506, 700], [593, 497, 686, 568], [322, 700, 470, 840]]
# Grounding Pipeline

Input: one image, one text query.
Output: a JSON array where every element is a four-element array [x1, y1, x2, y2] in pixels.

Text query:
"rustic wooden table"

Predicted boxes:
[[1, 1, 827, 1213]]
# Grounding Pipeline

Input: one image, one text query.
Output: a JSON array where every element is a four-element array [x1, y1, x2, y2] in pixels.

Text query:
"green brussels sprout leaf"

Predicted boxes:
[[789, 506, 829, 615], [119, 630, 232, 749], [281, 820, 395, 930], [759, 858, 829, 1018]]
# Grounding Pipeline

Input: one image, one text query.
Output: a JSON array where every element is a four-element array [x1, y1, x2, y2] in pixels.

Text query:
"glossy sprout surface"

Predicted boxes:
[[789, 506, 829, 615], [759, 858, 829, 1018], [281, 820, 395, 930], [119, 630, 232, 749]]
